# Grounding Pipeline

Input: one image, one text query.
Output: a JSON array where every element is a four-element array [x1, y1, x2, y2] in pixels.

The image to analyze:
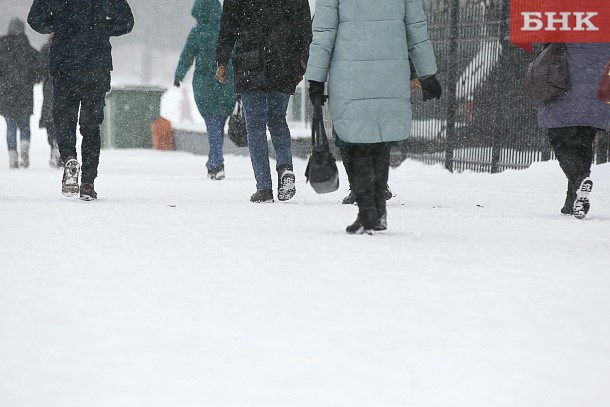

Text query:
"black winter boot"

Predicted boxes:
[[561, 180, 576, 215], [250, 189, 274, 203], [346, 217, 374, 235]]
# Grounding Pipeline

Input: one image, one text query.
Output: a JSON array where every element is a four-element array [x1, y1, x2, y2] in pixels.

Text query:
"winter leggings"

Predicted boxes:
[[548, 126, 597, 196], [5, 117, 31, 151], [342, 143, 391, 229]]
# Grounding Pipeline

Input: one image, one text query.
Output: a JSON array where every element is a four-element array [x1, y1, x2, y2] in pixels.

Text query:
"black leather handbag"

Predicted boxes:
[[227, 97, 248, 147], [305, 99, 339, 194], [523, 43, 570, 105]]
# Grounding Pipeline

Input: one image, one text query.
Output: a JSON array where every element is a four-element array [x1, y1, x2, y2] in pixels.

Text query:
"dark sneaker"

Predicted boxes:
[[343, 185, 392, 205], [346, 217, 374, 235], [277, 165, 296, 201], [374, 212, 387, 231], [342, 190, 356, 205], [80, 183, 97, 201], [573, 178, 593, 219], [250, 189, 274, 203], [62, 158, 80, 197], [208, 164, 225, 180]]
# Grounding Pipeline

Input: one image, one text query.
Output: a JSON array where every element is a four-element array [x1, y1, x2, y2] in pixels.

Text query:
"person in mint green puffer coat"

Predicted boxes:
[[175, 0, 236, 179], [306, 0, 441, 234]]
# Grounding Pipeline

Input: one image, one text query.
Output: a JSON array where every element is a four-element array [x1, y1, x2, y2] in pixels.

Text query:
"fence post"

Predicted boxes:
[[443, 0, 461, 173], [490, 0, 512, 173]]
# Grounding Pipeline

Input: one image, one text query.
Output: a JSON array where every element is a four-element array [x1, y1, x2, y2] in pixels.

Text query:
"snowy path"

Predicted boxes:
[[1, 137, 610, 407]]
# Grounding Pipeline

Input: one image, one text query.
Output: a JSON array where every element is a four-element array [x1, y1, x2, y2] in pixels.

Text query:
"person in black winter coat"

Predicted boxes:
[[28, 0, 134, 200], [39, 37, 61, 169], [215, 0, 312, 203], [0, 18, 42, 169]]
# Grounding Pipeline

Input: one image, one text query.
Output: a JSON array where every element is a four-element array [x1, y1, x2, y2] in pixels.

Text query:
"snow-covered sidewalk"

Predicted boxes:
[[1, 137, 610, 407]]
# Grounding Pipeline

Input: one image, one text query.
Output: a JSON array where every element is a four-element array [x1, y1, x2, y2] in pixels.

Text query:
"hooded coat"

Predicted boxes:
[[0, 19, 42, 117], [306, 0, 438, 144], [216, 0, 312, 95], [538, 42, 610, 131], [27, 0, 134, 75], [175, 0, 236, 117]]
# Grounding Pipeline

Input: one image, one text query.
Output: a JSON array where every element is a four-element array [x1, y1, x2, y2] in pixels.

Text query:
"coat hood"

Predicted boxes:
[[8, 18, 25, 35], [191, 0, 221, 25]]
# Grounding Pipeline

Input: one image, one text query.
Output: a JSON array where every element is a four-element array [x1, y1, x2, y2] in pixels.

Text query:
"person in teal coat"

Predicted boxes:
[[175, 0, 236, 180], [306, 0, 441, 234]]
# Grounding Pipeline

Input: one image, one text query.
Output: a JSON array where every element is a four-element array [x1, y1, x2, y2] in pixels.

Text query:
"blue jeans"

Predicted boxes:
[[241, 92, 293, 191], [5, 117, 31, 151], [203, 115, 227, 169]]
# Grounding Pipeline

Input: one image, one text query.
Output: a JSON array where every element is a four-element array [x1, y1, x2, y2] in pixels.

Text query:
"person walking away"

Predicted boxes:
[[28, 0, 134, 201], [175, 0, 237, 180], [306, 0, 442, 234], [39, 34, 62, 169], [0, 18, 41, 169], [339, 59, 420, 205], [215, 0, 312, 203], [538, 42, 610, 219]]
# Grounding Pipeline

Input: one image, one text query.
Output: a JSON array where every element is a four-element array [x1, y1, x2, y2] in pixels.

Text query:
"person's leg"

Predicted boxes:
[[78, 71, 110, 186], [266, 92, 293, 170], [5, 117, 18, 168], [53, 71, 81, 162], [6, 117, 18, 152], [344, 144, 377, 231], [372, 143, 391, 229], [266, 92, 296, 200], [203, 115, 226, 170], [241, 91, 273, 192], [17, 117, 31, 168]]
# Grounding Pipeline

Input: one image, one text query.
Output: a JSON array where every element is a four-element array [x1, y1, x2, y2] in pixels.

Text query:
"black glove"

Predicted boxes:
[[173, 80, 180, 88], [308, 80, 327, 105], [420, 75, 442, 101]]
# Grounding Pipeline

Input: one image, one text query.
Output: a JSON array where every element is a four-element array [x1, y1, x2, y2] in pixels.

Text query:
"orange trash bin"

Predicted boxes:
[[151, 117, 175, 150]]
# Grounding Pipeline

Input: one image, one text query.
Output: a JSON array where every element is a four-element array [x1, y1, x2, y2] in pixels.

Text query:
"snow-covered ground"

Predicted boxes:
[[2, 109, 610, 406]]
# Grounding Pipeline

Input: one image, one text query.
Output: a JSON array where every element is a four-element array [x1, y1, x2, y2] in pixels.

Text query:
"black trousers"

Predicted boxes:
[[548, 126, 596, 197], [342, 143, 391, 229], [53, 70, 110, 184]]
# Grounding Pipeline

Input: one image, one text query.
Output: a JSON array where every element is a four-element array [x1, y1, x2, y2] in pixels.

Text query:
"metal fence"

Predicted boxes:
[[288, 0, 609, 173], [395, 0, 609, 172]]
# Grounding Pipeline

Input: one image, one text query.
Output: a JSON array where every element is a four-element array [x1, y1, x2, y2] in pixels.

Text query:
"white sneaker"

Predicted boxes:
[[573, 178, 593, 220], [20, 140, 30, 168], [8, 150, 18, 169], [61, 158, 81, 197]]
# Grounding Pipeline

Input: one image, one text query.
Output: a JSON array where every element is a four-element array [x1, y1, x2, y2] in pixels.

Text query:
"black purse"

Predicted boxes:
[[305, 99, 339, 194], [227, 97, 248, 147], [523, 43, 570, 105]]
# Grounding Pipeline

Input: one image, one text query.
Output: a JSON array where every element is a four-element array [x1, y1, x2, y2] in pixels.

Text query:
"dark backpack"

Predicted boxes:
[[523, 43, 570, 105]]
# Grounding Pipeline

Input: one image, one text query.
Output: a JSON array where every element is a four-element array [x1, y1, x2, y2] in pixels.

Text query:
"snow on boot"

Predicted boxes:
[[374, 212, 387, 231], [346, 217, 374, 235], [20, 140, 30, 168], [250, 189, 274, 203], [62, 158, 80, 197], [79, 183, 97, 201], [8, 150, 19, 169], [573, 178, 593, 220], [277, 165, 296, 201], [208, 164, 225, 180]]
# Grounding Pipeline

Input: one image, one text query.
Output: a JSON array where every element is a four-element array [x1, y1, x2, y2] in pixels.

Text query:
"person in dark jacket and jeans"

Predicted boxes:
[[0, 18, 41, 169], [215, 0, 312, 203], [28, 0, 134, 200], [538, 42, 610, 219]]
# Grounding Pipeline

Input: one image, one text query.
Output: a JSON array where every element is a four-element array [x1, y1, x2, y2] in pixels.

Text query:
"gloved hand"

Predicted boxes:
[[308, 80, 327, 105], [420, 75, 442, 101], [173, 80, 180, 88]]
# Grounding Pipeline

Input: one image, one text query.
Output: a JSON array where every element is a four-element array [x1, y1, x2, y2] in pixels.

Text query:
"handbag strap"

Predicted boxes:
[[311, 98, 329, 148]]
